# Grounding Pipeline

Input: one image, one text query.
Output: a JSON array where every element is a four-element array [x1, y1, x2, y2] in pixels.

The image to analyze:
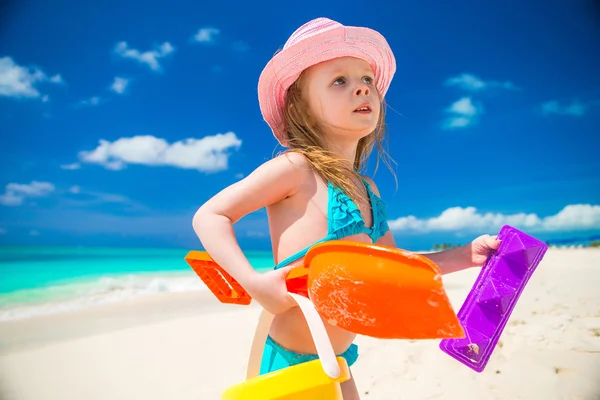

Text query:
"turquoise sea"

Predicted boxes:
[[0, 246, 274, 322]]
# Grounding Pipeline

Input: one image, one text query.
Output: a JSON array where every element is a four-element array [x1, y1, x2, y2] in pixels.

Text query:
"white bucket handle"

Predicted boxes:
[[245, 293, 340, 380]]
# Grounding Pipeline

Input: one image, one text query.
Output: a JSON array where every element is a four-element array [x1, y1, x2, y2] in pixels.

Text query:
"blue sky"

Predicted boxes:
[[1, 0, 599, 251]]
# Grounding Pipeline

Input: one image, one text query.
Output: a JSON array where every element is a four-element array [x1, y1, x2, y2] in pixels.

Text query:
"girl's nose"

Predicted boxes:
[[355, 84, 370, 97]]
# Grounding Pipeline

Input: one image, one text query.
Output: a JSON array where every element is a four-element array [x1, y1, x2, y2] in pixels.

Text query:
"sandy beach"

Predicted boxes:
[[0, 248, 598, 400]]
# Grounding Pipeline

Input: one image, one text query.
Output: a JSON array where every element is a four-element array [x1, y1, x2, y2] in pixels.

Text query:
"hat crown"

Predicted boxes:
[[258, 18, 395, 146], [284, 18, 342, 49]]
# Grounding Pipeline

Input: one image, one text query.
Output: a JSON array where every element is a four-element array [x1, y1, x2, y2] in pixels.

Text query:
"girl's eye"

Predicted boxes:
[[333, 76, 374, 85]]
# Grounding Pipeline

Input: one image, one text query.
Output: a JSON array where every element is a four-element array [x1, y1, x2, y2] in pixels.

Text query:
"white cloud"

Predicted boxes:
[[79, 96, 102, 107], [388, 204, 600, 234], [540, 99, 593, 117], [448, 97, 479, 116], [114, 41, 175, 71], [444, 73, 520, 92], [0, 181, 55, 206], [110, 77, 129, 94], [61, 163, 81, 170], [193, 27, 221, 43], [0, 56, 64, 100], [92, 193, 131, 204], [441, 97, 483, 129], [540, 204, 600, 231], [441, 73, 519, 130], [76, 132, 242, 172], [62, 186, 137, 208], [0, 227, 6, 234], [29, 230, 40, 236]]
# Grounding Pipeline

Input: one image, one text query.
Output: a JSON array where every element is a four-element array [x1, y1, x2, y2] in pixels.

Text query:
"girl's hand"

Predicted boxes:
[[244, 266, 296, 315], [469, 234, 502, 267]]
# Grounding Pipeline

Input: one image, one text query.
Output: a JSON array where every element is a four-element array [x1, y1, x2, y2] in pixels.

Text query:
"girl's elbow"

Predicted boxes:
[[192, 206, 231, 236], [192, 205, 210, 235]]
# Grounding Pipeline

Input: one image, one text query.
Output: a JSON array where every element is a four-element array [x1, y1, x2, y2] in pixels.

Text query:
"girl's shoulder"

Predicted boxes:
[[275, 151, 311, 169], [253, 151, 311, 174], [238, 152, 313, 201], [359, 174, 381, 196], [261, 151, 314, 181]]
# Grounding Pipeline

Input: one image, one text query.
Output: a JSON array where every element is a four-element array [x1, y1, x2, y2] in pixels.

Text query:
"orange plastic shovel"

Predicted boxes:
[[184, 241, 464, 340], [304, 241, 464, 339]]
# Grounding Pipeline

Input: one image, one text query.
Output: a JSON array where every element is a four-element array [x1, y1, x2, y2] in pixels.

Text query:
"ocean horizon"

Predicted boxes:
[[0, 245, 274, 322], [1, 235, 596, 322]]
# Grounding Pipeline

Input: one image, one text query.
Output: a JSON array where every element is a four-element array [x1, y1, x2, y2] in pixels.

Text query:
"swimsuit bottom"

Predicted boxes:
[[259, 335, 359, 375]]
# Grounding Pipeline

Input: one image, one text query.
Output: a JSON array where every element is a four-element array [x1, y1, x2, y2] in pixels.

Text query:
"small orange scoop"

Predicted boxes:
[[184, 241, 464, 340]]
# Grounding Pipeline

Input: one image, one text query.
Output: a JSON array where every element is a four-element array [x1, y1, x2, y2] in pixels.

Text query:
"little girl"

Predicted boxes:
[[193, 17, 500, 399]]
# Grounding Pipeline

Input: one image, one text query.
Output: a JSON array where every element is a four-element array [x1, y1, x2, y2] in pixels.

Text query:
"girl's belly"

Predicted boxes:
[[269, 305, 357, 355]]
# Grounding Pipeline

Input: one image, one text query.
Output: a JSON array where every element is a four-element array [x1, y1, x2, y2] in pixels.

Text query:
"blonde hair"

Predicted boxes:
[[280, 73, 396, 209]]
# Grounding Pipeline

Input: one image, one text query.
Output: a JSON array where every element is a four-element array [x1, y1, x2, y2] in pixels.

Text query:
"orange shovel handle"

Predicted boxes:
[[184, 251, 252, 305], [184, 250, 309, 305]]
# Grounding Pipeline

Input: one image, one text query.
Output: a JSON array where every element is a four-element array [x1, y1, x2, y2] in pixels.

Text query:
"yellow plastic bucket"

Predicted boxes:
[[221, 356, 350, 400], [222, 292, 351, 399]]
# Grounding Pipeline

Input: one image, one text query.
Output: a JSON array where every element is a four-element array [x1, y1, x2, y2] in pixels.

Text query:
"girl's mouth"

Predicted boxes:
[[354, 105, 372, 113]]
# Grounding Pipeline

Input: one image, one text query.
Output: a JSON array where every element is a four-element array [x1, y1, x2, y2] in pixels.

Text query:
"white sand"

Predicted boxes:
[[0, 248, 598, 400]]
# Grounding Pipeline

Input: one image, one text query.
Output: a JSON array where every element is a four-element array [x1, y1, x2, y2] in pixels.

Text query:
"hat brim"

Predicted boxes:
[[258, 25, 396, 146]]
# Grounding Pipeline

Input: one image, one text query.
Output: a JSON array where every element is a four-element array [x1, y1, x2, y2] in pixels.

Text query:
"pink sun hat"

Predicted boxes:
[[257, 17, 397, 147]]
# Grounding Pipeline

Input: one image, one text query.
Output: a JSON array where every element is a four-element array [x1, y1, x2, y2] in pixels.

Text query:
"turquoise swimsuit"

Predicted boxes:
[[274, 179, 389, 269], [260, 178, 390, 375]]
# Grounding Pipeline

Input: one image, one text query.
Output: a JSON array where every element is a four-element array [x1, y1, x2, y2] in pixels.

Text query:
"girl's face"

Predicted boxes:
[[300, 57, 381, 143]]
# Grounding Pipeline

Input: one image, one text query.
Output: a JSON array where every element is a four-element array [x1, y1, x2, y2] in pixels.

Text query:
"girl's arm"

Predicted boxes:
[[192, 152, 309, 287], [376, 223, 474, 275]]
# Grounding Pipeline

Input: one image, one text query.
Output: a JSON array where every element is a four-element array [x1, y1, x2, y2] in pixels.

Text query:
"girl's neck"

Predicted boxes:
[[323, 137, 359, 168]]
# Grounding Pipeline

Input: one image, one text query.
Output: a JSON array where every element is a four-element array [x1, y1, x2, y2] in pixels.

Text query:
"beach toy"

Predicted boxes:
[[185, 251, 252, 305], [439, 225, 548, 372], [222, 292, 351, 399], [304, 241, 464, 339], [185, 241, 465, 340], [222, 357, 350, 400]]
